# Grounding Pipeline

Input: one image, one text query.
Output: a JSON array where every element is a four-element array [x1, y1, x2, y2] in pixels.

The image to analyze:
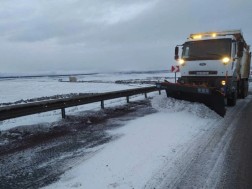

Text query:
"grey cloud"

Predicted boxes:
[[0, 0, 252, 73], [3, 0, 157, 42]]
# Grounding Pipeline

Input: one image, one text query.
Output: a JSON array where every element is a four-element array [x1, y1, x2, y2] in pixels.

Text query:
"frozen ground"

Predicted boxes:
[[42, 92, 252, 189], [1, 72, 252, 189], [43, 94, 223, 189]]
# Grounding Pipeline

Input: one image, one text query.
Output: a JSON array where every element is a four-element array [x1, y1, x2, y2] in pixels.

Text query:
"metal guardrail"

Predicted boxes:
[[0, 86, 162, 121]]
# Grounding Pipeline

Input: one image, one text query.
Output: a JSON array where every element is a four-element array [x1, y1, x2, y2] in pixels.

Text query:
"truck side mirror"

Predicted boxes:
[[174, 46, 179, 60], [237, 42, 244, 58]]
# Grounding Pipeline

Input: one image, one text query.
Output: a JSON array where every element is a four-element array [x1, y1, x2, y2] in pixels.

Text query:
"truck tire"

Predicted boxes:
[[240, 80, 245, 99], [244, 80, 249, 98], [239, 79, 248, 99], [227, 92, 237, 106]]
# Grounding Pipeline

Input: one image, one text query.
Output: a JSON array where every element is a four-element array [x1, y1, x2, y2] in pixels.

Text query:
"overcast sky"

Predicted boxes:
[[1, 0, 252, 74]]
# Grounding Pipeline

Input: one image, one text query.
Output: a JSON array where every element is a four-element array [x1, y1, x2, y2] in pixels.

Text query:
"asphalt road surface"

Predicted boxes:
[[218, 95, 252, 189], [1, 95, 252, 189]]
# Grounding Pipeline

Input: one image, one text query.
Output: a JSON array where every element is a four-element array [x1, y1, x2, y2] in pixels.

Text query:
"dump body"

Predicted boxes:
[[240, 50, 251, 79]]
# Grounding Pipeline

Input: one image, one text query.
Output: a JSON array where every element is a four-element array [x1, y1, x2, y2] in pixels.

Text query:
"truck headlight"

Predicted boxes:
[[221, 80, 226, 86], [178, 59, 185, 66], [222, 57, 230, 64]]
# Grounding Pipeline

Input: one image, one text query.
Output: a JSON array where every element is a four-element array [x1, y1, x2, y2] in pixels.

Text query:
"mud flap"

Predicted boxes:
[[156, 82, 226, 117]]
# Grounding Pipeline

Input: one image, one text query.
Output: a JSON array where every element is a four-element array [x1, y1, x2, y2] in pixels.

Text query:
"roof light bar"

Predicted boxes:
[[189, 30, 242, 40]]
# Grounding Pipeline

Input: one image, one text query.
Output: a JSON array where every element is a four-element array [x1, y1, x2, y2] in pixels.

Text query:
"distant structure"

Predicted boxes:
[[69, 76, 77, 82]]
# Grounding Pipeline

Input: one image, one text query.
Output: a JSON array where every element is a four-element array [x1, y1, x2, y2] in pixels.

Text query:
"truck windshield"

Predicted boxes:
[[182, 38, 232, 60]]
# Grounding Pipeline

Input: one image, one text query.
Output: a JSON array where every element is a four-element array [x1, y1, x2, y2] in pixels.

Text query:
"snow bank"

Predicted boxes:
[[151, 93, 221, 119]]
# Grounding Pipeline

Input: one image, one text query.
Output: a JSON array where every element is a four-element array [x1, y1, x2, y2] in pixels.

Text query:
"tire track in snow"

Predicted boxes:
[[145, 96, 251, 189]]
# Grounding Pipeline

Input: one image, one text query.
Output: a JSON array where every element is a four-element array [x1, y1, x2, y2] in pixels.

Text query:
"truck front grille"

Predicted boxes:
[[189, 71, 218, 75]]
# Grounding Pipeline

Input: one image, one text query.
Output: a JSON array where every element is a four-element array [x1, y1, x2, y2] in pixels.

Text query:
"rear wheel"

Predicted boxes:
[[227, 92, 237, 106], [240, 79, 249, 99]]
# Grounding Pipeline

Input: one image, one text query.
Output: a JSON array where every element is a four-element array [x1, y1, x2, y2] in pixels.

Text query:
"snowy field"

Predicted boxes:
[[0, 72, 173, 104], [0, 71, 174, 130]]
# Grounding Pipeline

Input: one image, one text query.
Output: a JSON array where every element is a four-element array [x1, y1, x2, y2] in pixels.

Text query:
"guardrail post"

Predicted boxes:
[[126, 96, 129, 103], [145, 93, 147, 98], [61, 108, 66, 119], [101, 100, 105, 109]]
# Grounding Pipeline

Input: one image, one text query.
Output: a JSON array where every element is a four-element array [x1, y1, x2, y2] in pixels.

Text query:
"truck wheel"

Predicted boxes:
[[239, 79, 248, 99], [227, 92, 237, 106], [240, 80, 245, 99], [241, 89, 247, 99], [240, 90, 245, 99], [244, 80, 249, 98]]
